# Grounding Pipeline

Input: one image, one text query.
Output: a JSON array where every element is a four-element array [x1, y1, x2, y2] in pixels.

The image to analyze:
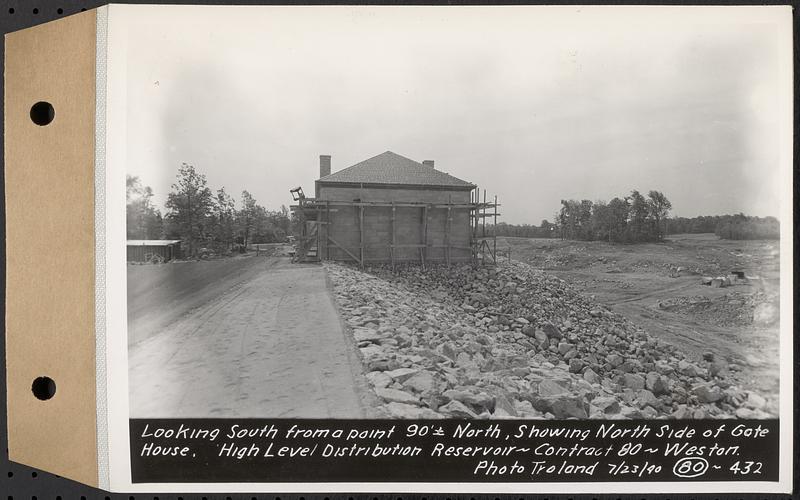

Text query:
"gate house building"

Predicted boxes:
[[304, 151, 480, 264]]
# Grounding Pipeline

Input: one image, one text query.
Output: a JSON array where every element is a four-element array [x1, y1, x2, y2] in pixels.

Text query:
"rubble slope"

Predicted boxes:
[[325, 260, 774, 419]]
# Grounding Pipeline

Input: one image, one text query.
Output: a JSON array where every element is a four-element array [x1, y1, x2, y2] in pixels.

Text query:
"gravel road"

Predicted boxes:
[[128, 256, 368, 418]]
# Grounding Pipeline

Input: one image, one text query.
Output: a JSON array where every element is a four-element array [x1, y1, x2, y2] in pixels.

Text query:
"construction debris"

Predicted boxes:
[[325, 260, 776, 419], [657, 291, 777, 327], [700, 270, 751, 288], [670, 266, 701, 277]]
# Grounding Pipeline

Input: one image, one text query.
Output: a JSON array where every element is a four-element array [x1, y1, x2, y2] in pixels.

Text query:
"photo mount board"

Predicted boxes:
[[4, 8, 99, 488]]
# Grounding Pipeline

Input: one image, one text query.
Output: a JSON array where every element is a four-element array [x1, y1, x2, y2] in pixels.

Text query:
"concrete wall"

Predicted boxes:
[[316, 184, 473, 263]]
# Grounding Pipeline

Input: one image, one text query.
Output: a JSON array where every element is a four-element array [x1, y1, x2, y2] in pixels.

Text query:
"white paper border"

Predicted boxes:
[[100, 4, 794, 494]]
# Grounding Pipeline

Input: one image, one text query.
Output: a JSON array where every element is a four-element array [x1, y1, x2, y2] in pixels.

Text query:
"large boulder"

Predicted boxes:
[[678, 360, 702, 377], [353, 328, 386, 343], [443, 389, 495, 413], [537, 378, 571, 397], [384, 402, 443, 419], [607, 353, 625, 368], [568, 358, 584, 374], [438, 400, 478, 418], [735, 407, 757, 419], [645, 371, 669, 395], [456, 352, 478, 369], [493, 394, 518, 417], [531, 395, 588, 419], [583, 368, 600, 384], [636, 389, 659, 409], [557, 342, 575, 355], [376, 387, 421, 406], [441, 343, 459, 362], [591, 396, 621, 415], [402, 371, 437, 394], [744, 392, 767, 410], [385, 367, 419, 383], [540, 322, 563, 339], [692, 383, 723, 403], [367, 358, 399, 372], [623, 373, 645, 391], [360, 345, 385, 359], [366, 371, 393, 389], [533, 329, 549, 344]]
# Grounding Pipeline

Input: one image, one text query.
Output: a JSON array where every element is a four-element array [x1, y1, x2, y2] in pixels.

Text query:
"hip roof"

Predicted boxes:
[[318, 151, 474, 189]]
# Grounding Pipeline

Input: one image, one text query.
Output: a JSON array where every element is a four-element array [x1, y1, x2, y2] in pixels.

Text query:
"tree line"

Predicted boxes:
[[668, 214, 779, 240], [488, 190, 671, 243], [126, 163, 291, 258], [493, 192, 778, 242], [555, 190, 672, 243], [493, 220, 557, 238]]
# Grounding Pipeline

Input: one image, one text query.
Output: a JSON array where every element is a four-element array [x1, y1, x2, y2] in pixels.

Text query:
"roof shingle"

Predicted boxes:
[[318, 151, 474, 188]]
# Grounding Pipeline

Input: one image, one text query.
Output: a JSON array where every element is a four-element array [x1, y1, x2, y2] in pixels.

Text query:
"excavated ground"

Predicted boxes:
[[500, 233, 781, 405], [325, 258, 777, 420]]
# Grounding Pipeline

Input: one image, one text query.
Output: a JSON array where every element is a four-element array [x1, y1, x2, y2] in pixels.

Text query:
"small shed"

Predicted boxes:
[[126, 239, 182, 263]]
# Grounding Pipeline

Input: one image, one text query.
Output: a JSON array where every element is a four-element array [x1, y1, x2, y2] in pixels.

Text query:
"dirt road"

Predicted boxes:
[[128, 256, 369, 418], [128, 254, 264, 345]]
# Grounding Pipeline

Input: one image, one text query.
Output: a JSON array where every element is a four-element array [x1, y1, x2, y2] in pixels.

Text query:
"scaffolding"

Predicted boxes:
[[470, 186, 501, 265], [290, 186, 500, 267]]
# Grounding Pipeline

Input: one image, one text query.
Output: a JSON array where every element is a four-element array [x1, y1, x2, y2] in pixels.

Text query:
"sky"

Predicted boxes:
[[119, 5, 790, 224]]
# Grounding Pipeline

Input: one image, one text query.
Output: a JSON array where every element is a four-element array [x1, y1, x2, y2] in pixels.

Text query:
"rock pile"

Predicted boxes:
[[657, 291, 777, 328], [325, 260, 775, 419]]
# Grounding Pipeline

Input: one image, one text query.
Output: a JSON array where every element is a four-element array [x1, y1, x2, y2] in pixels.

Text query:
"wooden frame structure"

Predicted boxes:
[[290, 186, 500, 268]]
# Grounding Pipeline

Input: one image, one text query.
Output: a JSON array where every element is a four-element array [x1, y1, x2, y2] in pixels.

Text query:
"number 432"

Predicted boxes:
[[730, 461, 762, 475]]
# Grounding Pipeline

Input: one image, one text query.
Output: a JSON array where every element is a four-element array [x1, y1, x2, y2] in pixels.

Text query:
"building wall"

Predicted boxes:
[[126, 244, 180, 263], [316, 184, 473, 263], [318, 184, 471, 204]]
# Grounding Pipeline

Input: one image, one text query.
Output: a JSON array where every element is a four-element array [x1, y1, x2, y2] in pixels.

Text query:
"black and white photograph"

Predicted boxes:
[[123, 5, 787, 425]]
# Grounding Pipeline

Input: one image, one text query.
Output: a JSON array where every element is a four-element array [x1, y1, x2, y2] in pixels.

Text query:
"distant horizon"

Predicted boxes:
[[129, 166, 778, 227]]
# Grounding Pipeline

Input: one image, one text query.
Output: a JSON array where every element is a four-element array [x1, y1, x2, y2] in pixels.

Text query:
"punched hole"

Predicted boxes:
[[31, 377, 56, 400], [29, 102, 55, 126]]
